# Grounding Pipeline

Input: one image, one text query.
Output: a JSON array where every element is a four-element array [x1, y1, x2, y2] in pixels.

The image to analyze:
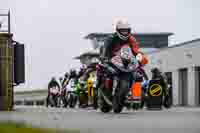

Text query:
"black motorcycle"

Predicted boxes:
[[97, 45, 141, 113], [46, 86, 60, 107], [65, 91, 78, 108], [65, 79, 78, 108]]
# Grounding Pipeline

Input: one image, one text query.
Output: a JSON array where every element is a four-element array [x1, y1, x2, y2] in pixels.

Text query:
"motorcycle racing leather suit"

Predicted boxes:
[[102, 33, 140, 60], [47, 78, 60, 107]]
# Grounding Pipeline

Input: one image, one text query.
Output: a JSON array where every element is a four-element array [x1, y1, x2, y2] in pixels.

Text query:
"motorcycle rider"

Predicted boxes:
[[151, 67, 172, 108], [64, 69, 78, 94], [48, 77, 60, 90], [76, 64, 87, 80], [64, 69, 79, 107], [100, 19, 148, 88], [76, 65, 90, 108], [102, 19, 148, 64], [62, 72, 70, 88], [76, 61, 98, 91], [67, 69, 78, 84], [46, 77, 60, 107], [59, 77, 63, 87], [62, 69, 77, 88], [59, 72, 70, 107], [150, 67, 168, 96]]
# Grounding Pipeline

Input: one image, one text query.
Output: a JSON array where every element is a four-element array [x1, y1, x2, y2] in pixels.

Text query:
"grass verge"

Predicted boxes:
[[0, 121, 80, 133]]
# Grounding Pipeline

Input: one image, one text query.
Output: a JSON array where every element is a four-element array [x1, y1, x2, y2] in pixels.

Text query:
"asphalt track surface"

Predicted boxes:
[[1, 106, 200, 133]]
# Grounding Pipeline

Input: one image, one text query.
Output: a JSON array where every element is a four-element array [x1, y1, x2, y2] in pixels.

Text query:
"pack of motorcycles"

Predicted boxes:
[[47, 45, 172, 113]]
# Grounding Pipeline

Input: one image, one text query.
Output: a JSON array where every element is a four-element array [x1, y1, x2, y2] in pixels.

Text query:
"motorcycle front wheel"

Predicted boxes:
[[98, 88, 112, 113], [113, 79, 129, 113], [93, 88, 98, 109], [48, 95, 57, 107], [113, 93, 123, 113], [68, 93, 77, 108], [78, 91, 88, 108]]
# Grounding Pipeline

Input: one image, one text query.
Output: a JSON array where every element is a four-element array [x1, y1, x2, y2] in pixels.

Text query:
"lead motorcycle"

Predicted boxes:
[[97, 44, 143, 113]]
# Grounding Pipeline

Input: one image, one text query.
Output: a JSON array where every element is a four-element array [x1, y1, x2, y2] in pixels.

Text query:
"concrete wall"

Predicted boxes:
[[14, 90, 47, 106]]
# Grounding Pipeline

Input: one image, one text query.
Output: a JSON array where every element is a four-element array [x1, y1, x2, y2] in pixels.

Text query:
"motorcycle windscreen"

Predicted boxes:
[[131, 82, 142, 97], [50, 87, 59, 94]]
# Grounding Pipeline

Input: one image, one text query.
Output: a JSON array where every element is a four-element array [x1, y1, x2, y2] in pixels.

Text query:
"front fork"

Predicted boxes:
[[112, 77, 119, 96]]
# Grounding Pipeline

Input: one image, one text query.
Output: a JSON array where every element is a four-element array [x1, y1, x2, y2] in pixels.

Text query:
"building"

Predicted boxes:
[[84, 32, 173, 53], [145, 38, 200, 106], [74, 51, 100, 66], [77, 32, 173, 67]]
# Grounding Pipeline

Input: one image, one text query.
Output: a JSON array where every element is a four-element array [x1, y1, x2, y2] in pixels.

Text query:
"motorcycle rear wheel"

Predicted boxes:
[[140, 100, 145, 109], [132, 103, 140, 110], [98, 90, 112, 113]]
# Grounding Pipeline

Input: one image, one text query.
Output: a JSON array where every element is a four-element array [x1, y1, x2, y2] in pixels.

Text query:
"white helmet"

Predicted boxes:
[[91, 57, 99, 63], [116, 19, 131, 40]]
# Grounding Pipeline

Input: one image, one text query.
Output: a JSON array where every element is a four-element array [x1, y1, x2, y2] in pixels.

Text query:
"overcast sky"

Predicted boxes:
[[1, 0, 200, 91]]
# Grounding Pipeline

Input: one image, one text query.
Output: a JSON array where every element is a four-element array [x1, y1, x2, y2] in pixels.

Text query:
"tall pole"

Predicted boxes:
[[8, 10, 11, 34]]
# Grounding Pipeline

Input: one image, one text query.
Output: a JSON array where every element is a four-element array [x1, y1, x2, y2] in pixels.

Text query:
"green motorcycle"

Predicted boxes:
[[75, 80, 88, 108]]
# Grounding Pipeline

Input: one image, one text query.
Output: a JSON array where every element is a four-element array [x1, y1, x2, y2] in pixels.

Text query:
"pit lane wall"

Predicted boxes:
[[144, 38, 200, 106]]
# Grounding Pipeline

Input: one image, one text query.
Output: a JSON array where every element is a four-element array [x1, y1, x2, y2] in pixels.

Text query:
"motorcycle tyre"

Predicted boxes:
[[78, 92, 88, 108], [140, 100, 145, 109], [93, 89, 98, 109], [49, 95, 57, 107], [113, 79, 129, 114], [69, 94, 76, 108], [132, 103, 140, 110], [98, 91, 112, 113], [113, 93, 123, 113]]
